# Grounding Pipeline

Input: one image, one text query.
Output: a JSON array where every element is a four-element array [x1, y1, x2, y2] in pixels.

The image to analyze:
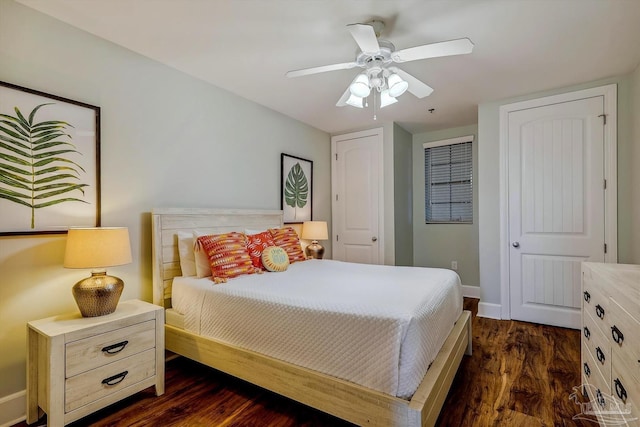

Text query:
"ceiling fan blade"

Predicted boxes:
[[391, 38, 474, 63], [336, 87, 351, 107], [392, 68, 434, 98], [286, 62, 357, 78], [347, 23, 380, 54]]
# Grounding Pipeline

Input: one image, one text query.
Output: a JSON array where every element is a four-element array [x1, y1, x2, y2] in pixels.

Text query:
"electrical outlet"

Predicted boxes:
[[451, 261, 458, 270]]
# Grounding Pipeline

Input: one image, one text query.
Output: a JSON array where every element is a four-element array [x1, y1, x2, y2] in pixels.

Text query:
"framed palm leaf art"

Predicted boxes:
[[281, 153, 312, 223], [0, 81, 100, 235]]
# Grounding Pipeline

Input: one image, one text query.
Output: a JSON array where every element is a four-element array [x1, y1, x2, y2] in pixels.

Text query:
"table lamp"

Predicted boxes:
[[301, 221, 328, 259], [64, 227, 132, 317]]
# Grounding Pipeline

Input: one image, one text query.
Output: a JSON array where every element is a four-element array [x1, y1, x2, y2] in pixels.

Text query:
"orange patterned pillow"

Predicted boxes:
[[196, 232, 256, 281], [268, 227, 307, 263], [246, 231, 276, 269]]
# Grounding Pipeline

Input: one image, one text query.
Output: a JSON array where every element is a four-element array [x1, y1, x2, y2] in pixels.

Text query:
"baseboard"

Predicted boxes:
[[461, 285, 480, 299], [0, 390, 26, 427], [477, 302, 502, 319]]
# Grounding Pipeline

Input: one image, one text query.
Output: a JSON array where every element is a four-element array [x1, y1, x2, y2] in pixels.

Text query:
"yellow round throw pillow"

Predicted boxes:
[[261, 246, 290, 272]]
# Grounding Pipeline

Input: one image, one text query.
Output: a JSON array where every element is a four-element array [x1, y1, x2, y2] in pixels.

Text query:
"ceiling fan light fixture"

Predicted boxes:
[[387, 73, 409, 97], [349, 74, 371, 98], [346, 93, 364, 108], [380, 89, 397, 108]]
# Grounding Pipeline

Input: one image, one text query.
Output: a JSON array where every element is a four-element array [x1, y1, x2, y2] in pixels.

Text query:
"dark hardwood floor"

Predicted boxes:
[[18, 299, 595, 427]]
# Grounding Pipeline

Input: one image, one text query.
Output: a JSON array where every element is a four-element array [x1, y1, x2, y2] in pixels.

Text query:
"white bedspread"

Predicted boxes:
[[171, 259, 462, 399]]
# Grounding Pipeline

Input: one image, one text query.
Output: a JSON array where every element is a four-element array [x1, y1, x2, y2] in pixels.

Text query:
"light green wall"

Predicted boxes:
[[412, 124, 479, 286], [0, 0, 330, 401], [631, 64, 640, 262], [393, 123, 413, 266], [478, 76, 634, 304]]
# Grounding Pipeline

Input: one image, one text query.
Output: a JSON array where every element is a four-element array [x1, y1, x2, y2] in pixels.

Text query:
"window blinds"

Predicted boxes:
[[424, 140, 472, 223]]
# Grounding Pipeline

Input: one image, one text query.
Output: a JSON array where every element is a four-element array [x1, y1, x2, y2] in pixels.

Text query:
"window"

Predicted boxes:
[[424, 135, 473, 223]]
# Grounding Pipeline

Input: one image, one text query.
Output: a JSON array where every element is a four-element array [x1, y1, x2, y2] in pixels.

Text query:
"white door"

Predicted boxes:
[[508, 96, 605, 329], [331, 129, 383, 264]]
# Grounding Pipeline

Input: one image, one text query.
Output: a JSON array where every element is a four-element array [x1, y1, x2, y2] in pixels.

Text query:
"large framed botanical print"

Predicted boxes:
[[0, 81, 101, 235], [281, 153, 312, 223]]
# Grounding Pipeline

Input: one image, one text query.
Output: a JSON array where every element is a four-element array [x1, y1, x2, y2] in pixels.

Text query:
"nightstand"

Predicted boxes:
[[26, 299, 164, 426]]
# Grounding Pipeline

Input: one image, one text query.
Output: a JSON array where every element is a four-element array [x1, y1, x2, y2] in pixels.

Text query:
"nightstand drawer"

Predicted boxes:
[[66, 319, 156, 377], [65, 348, 156, 412]]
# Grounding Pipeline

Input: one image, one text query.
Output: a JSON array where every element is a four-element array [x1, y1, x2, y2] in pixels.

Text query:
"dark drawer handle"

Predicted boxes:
[[595, 304, 605, 319], [583, 362, 591, 377], [583, 291, 591, 302], [101, 371, 129, 386], [101, 340, 129, 354], [614, 378, 627, 402], [611, 325, 624, 345], [596, 389, 606, 408], [583, 326, 591, 340], [596, 347, 605, 364]]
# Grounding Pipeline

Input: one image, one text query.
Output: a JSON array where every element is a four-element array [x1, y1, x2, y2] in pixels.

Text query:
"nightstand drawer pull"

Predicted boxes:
[[101, 340, 129, 354], [101, 371, 129, 386], [583, 362, 591, 377], [595, 304, 605, 319], [596, 347, 605, 364], [583, 291, 591, 302], [614, 378, 627, 402], [583, 326, 591, 340], [611, 325, 624, 345]]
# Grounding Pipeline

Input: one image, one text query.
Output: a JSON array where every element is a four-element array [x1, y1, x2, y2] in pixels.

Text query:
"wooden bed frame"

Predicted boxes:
[[151, 207, 472, 427]]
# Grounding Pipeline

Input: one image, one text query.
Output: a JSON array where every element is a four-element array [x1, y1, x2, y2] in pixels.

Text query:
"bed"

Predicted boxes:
[[151, 207, 472, 426]]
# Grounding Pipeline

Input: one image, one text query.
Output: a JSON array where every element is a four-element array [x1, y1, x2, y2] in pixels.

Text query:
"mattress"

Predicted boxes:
[[171, 259, 462, 399]]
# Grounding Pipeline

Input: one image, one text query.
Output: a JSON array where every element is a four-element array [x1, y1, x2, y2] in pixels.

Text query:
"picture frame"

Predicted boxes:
[[0, 81, 101, 236], [281, 153, 312, 223]]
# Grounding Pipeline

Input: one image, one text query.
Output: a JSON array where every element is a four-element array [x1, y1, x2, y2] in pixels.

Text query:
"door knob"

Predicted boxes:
[[372, 236, 378, 242], [512, 242, 520, 248]]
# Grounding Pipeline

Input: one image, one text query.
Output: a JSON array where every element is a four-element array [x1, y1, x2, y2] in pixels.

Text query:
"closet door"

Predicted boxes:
[[331, 128, 383, 264]]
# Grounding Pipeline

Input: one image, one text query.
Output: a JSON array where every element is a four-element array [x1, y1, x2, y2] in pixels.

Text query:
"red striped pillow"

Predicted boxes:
[[197, 232, 256, 280], [246, 231, 276, 269], [268, 227, 307, 263]]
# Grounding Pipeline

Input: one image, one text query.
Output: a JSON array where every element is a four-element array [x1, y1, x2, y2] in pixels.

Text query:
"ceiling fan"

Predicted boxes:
[[285, 21, 474, 110]]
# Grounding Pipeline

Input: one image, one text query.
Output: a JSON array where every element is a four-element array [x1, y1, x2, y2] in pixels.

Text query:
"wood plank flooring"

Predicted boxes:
[[17, 299, 595, 427]]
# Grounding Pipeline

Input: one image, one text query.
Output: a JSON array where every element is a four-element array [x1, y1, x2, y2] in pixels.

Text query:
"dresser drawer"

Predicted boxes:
[[583, 347, 612, 417], [66, 319, 156, 377], [584, 310, 611, 379], [582, 280, 610, 336], [609, 300, 640, 372], [611, 363, 640, 425], [65, 348, 156, 413]]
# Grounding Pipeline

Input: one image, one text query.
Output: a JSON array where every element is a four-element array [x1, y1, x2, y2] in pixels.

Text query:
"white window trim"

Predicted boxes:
[[423, 135, 474, 149]]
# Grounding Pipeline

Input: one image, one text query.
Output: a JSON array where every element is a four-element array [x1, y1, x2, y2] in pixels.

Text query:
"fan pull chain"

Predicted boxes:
[[373, 89, 377, 120]]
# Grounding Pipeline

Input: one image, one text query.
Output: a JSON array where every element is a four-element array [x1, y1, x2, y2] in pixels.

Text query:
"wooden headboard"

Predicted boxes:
[[151, 208, 284, 308]]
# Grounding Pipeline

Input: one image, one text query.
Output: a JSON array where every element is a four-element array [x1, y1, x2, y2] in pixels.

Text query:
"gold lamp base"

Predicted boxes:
[[305, 241, 325, 259], [72, 271, 124, 317]]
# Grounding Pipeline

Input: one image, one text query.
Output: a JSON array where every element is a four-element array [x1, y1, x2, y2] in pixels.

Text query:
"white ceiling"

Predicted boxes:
[[16, 0, 640, 134]]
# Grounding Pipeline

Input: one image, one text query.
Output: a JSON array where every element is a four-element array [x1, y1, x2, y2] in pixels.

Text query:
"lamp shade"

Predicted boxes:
[[380, 89, 398, 108], [346, 93, 364, 108], [301, 221, 328, 241], [349, 74, 371, 98], [387, 73, 409, 97], [64, 227, 132, 269]]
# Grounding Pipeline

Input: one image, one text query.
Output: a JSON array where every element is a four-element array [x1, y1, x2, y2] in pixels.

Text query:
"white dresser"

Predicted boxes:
[[27, 299, 165, 426], [582, 262, 640, 426]]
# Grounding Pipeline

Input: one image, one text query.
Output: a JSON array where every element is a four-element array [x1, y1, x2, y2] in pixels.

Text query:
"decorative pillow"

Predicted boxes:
[[268, 227, 307, 263], [196, 232, 256, 281], [246, 231, 276, 269], [177, 231, 196, 277], [261, 246, 290, 272], [193, 230, 213, 278]]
